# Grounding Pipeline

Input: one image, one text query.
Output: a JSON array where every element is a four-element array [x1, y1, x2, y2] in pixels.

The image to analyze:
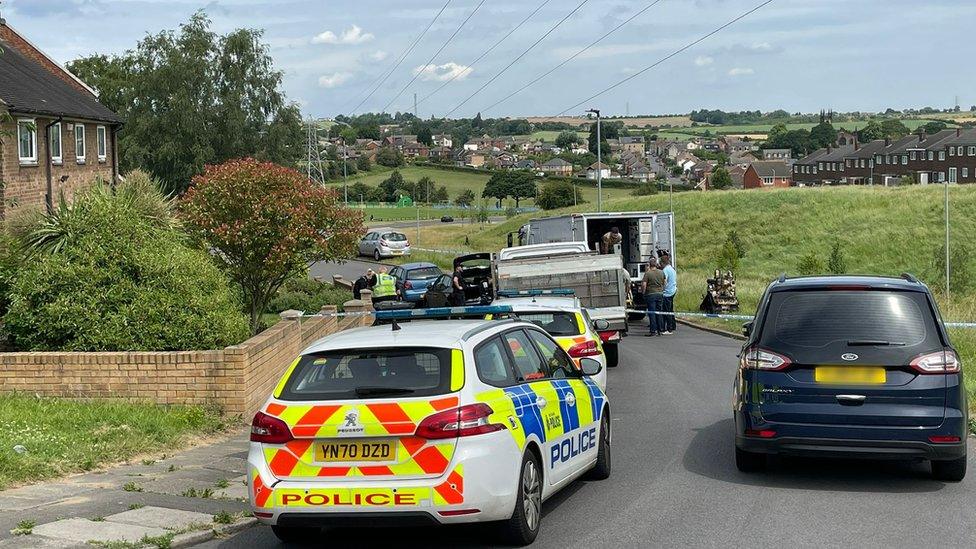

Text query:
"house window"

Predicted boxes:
[[50, 122, 62, 164], [18, 118, 37, 164], [876, 155, 882, 165], [812, 166, 817, 174], [901, 155, 907, 165], [957, 146, 964, 156], [910, 151, 916, 161], [969, 146, 975, 156], [938, 150, 945, 161], [74, 123, 86, 163], [939, 172, 946, 182], [846, 159, 852, 168], [928, 151, 934, 161], [763, 177, 773, 185], [949, 147, 955, 157], [949, 168, 957, 183], [818, 162, 823, 171], [963, 167, 969, 179]]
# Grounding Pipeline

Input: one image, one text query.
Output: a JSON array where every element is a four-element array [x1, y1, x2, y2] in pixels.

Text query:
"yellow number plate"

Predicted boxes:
[[814, 366, 886, 385], [314, 440, 395, 462]]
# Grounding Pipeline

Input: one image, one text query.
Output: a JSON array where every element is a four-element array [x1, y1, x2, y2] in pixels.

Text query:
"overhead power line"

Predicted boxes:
[[443, 0, 590, 118], [415, 0, 552, 112], [555, 0, 774, 116], [481, 0, 664, 114], [383, 0, 488, 114], [349, 0, 452, 115]]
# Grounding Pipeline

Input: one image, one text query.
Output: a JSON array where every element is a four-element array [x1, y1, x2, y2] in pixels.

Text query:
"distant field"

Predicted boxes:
[[523, 115, 694, 128], [529, 130, 589, 142], [651, 118, 956, 140], [327, 164, 611, 209]]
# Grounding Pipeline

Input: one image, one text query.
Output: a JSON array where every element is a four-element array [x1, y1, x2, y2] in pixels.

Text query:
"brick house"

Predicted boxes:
[[0, 17, 121, 217], [401, 142, 429, 158], [540, 158, 573, 176], [743, 161, 792, 189], [619, 136, 645, 155]]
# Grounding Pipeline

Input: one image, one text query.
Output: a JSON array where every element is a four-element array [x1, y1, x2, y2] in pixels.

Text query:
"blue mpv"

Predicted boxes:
[[733, 274, 967, 481]]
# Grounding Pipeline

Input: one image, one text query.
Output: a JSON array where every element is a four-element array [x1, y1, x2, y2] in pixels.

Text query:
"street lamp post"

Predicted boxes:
[[945, 179, 950, 298], [342, 137, 348, 205], [586, 108, 602, 212]]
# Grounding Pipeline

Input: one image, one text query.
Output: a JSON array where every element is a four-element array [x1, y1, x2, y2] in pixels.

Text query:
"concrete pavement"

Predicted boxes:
[[201, 325, 976, 548]]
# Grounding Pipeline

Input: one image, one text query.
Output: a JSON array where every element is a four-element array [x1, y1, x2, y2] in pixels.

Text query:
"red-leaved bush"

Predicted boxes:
[[181, 158, 364, 332]]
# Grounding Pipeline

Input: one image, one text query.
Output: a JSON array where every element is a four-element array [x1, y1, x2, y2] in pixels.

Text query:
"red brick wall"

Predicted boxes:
[[0, 24, 94, 96], [743, 166, 790, 189], [0, 115, 114, 218]]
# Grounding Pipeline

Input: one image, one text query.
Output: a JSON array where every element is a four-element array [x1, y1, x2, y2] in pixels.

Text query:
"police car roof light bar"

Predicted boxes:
[[374, 305, 514, 322], [496, 289, 575, 297]]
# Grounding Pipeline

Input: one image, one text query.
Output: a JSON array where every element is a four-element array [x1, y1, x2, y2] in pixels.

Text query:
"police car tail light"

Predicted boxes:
[[250, 411, 294, 444], [416, 404, 504, 439], [740, 348, 790, 371], [910, 351, 960, 374], [567, 340, 601, 358]]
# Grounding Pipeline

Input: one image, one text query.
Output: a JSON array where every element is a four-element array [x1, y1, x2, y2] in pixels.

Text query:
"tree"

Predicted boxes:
[[349, 181, 371, 202], [508, 172, 537, 208], [472, 112, 484, 129], [340, 126, 358, 145], [417, 125, 433, 147], [432, 185, 449, 203], [880, 119, 910, 139], [356, 154, 371, 172], [717, 238, 739, 273], [857, 120, 884, 142], [555, 130, 580, 149], [380, 169, 404, 202], [536, 180, 583, 210], [809, 121, 837, 149], [67, 12, 303, 194], [376, 146, 404, 167], [797, 252, 825, 276], [482, 172, 512, 204], [727, 230, 747, 258], [455, 189, 476, 207], [919, 120, 948, 135], [416, 176, 435, 204], [709, 167, 734, 190], [587, 121, 616, 156], [181, 158, 363, 334]]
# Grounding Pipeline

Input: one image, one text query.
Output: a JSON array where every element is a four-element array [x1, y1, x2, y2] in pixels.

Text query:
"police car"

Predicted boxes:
[[248, 306, 611, 546], [492, 290, 610, 392]]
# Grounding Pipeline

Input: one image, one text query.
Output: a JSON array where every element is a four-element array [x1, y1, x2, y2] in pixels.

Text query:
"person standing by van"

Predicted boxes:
[[641, 258, 666, 336], [661, 253, 677, 334]]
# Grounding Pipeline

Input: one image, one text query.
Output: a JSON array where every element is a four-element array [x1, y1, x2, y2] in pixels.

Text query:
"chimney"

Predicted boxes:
[[855, 141, 860, 151], [957, 128, 962, 137], [918, 133, 924, 142], [884, 137, 891, 146]]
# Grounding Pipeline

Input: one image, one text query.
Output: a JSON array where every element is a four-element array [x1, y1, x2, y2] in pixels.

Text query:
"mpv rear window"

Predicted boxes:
[[407, 267, 441, 280], [513, 312, 581, 336], [279, 347, 453, 401], [758, 290, 942, 357], [382, 232, 407, 242]]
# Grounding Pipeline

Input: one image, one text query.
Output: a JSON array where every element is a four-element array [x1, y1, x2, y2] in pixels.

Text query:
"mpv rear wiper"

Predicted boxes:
[[354, 386, 415, 397], [846, 340, 906, 346]]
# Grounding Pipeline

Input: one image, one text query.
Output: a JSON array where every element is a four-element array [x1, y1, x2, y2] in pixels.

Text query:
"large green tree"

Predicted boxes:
[[536, 180, 583, 210], [880, 119, 911, 139], [809, 122, 838, 150], [67, 12, 303, 194]]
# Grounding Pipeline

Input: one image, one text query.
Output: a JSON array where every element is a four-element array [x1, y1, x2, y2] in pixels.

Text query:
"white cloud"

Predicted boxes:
[[312, 25, 374, 45], [750, 42, 773, 51], [694, 55, 714, 67], [728, 67, 755, 76], [318, 72, 352, 88], [368, 50, 388, 62], [412, 62, 472, 82]]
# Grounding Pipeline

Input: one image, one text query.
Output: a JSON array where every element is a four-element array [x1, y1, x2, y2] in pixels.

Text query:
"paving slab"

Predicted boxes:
[[32, 518, 169, 544], [0, 535, 88, 548], [105, 506, 214, 530], [212, 476, 248, 500]]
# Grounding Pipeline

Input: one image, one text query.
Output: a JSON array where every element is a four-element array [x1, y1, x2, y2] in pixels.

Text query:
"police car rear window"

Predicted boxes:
[[514, 312, 581, 336], [279, 347, 453, 401]]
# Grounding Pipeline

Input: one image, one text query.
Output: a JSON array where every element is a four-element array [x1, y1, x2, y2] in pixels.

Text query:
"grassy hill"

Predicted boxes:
[[407, 185, 976, 412]]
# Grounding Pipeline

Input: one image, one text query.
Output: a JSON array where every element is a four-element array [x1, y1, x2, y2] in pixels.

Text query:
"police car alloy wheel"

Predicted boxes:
[[501, 452, 542, 545], [586, 414, 611, 480]]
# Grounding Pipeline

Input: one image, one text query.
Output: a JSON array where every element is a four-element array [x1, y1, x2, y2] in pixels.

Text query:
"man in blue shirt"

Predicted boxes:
[[661, 253, 677, 334]]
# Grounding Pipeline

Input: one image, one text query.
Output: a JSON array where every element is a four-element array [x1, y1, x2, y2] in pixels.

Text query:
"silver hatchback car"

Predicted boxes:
[[358, 229, 411, 260]]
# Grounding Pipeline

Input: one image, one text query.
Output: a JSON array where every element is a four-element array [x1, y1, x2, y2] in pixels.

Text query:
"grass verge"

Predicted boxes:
[[0, 395, 227, 490]]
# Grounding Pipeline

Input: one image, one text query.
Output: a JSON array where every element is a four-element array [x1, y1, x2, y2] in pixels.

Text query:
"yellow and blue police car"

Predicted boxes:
[[492, 290, 611, 392], [248, 306, 611, 546]]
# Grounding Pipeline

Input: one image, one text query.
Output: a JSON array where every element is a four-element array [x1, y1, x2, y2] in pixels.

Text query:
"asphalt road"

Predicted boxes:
[[308, 258, 391, 285], [202, 326, 976, 548]]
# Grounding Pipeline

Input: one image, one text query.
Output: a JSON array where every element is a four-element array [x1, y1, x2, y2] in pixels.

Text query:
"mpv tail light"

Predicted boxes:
[[416, 404, 504, 439], [568, 340, 601, 358], [910, 350, 960, 374], [740, 348, 791, 371], [380, 239, 389, 247], [250, 411, 294, 444], [404, 280, 413, 290]]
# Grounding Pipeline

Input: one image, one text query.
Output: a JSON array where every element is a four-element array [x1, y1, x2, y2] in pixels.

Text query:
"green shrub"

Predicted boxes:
[[4, 180, 248, 351], [717, 238, 739, 272], [0, 232, 22, 317], [266, 276, 351, 314], [797, 252, 826, 276], [727, 230, 746, 258], [631, 182, 659, 196]]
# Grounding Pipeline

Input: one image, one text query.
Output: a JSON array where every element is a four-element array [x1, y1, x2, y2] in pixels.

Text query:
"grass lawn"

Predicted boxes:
[[0, 395, 227, 489], [402, 185, 976, 415], [528, 130, 589, 142]]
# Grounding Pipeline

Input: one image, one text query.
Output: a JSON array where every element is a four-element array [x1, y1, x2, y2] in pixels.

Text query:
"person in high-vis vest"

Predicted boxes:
[[372, 268, 399, 303]]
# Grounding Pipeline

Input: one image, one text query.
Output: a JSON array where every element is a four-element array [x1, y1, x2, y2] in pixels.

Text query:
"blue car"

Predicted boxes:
[[389, 262, 443, 303], [733, 274, 967, 481]]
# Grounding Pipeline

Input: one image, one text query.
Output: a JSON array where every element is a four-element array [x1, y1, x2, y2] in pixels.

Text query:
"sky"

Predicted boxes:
[[4, 0, 976, 120]]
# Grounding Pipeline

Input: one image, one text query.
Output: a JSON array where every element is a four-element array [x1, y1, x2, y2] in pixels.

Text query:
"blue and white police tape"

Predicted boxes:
[[626, 309, 976, 328]]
